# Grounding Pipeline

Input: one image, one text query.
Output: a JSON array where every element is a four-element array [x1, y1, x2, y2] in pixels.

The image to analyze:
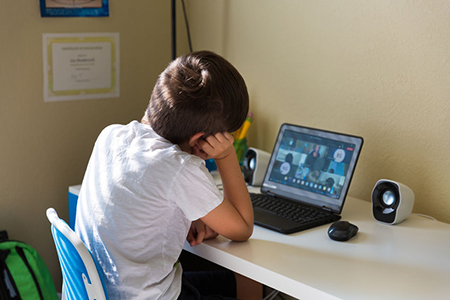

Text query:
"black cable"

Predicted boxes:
[[181, 0, 193, 53], [171, 0, 176, 60]]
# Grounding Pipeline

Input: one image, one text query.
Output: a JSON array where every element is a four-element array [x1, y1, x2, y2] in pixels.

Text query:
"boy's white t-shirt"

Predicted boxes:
[[75, 121, 223, 299]]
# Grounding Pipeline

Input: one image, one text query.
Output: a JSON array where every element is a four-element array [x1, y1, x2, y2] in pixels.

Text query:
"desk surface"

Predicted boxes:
[[70, 183, 450, 299], [184, 186, 450, 300]]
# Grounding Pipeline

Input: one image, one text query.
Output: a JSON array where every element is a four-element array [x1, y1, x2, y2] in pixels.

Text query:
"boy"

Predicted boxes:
[[75, 51, 262, 299]]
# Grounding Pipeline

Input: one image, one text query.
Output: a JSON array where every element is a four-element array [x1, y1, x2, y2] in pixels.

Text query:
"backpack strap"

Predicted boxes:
[[15, 247, 44, 300], [0, 249, 11, 299], [0, 248, 20, 299]]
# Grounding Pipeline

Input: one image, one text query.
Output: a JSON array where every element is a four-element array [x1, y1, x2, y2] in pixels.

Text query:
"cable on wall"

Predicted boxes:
[[171, 0, 193, 60], [181, 0, 193, 53], [171, 0, 176, 60]]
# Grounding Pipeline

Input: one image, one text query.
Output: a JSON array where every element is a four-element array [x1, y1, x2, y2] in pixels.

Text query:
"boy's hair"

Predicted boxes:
[[146, 50, 249, 144]]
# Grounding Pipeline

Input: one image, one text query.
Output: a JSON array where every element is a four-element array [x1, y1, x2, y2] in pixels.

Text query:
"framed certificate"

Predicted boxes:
[[43, 33, 119, 102]]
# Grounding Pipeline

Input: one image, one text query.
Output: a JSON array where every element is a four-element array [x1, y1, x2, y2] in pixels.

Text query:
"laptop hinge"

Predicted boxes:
[[322, 206, 333, 212], [266, 191, 276, 197]]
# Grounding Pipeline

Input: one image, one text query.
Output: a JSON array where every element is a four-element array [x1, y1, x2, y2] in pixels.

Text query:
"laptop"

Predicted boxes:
[[249, 123, 363, 234]]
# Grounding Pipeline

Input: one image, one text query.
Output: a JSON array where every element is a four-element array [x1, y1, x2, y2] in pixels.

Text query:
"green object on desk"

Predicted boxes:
[[234, 138, 248, 165]]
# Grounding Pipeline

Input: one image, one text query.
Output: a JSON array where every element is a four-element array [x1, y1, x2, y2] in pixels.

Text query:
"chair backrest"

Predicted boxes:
[[46, 208, 108, 300]]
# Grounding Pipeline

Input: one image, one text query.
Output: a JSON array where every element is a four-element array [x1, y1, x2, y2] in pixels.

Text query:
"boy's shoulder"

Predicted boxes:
[[102, 121, 206, 164], [98, 121, 160, 145], [100, 120, 142, 135]]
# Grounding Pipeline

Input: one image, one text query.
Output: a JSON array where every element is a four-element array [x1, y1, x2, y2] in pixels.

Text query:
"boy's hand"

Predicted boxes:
[[187, 219, 219, 246], [195, 132, 235, 161]]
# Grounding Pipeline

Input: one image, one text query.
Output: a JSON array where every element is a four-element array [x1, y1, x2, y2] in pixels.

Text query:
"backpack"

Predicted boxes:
[[0, 230, 59, 300]]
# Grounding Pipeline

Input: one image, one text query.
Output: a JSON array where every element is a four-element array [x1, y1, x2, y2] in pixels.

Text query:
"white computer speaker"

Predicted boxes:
[[371, 179, 415, 225], [243, 148, 271, 186]]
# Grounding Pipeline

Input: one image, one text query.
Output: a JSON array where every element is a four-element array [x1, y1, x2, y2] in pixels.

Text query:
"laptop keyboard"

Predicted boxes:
[[250, 193, 331, 224]]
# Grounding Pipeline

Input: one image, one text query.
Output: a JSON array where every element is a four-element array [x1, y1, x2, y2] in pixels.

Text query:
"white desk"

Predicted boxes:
[[184, 186, 450, 300], [69, 184, 450, 299]]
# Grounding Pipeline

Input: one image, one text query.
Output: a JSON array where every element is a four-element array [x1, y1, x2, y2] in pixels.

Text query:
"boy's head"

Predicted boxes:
[[145, 50, 249, 144]]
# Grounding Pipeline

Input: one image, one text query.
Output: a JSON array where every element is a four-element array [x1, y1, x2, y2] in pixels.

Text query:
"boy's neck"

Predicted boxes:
[[140, 114, 198, 156], [178, 142, 192, 153], [141, 114, 150, 126]]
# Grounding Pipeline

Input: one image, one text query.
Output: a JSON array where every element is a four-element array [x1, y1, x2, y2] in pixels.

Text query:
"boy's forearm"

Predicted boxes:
[[215, 151, 254, 231]]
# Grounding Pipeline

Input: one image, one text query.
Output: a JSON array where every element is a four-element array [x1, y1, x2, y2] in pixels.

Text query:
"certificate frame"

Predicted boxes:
[[40, 0, 109, 17], [43, 32, 120, 102]]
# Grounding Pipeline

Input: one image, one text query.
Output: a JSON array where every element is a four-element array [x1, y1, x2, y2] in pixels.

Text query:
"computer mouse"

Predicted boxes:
[[327, 220, 358, 241]]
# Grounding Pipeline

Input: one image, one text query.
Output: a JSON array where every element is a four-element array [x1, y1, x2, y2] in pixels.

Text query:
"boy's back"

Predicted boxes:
[[75, 121, 223, 298], [75, 51, 260, 300]]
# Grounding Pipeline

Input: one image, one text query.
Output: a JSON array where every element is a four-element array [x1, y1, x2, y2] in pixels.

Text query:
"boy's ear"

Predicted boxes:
[[189, 132, 205, 147]]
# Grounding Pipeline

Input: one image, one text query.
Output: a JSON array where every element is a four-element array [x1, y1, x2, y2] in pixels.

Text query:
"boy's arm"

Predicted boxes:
[[195, 132, 254, 242], [187, 219, 219, 246]]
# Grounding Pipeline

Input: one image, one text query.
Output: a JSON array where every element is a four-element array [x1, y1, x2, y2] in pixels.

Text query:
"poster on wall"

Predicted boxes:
[[40, 0, 109, 17], [42, 32, 120, 102]]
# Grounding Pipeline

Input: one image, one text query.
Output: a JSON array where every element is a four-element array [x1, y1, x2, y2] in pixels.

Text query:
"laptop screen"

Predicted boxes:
[[261, 123, 363, 213]]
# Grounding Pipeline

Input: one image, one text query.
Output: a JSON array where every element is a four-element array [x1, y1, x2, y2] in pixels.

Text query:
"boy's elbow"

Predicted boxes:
[[233, 224, 253, 242]]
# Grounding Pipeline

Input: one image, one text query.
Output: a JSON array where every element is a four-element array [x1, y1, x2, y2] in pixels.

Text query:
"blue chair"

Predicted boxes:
[[46, 208, 109, 300]]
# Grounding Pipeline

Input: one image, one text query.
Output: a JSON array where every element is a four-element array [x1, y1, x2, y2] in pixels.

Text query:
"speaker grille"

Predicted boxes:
[[372, 181, 400, 223]]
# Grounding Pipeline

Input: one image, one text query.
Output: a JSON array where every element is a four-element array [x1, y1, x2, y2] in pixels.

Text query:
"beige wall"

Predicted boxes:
[[187, 0, 450, 223], [0, 0, 181, 288]]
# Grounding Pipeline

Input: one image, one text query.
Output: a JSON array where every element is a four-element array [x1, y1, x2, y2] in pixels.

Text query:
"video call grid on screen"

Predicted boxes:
[[263, 124, 363, 212]]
